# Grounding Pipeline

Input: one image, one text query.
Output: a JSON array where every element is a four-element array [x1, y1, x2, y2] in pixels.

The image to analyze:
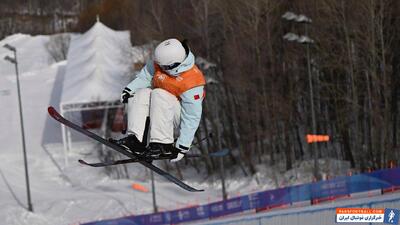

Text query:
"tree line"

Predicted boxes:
[[3, 0, 400, 178], [77, 0, 400, 178]]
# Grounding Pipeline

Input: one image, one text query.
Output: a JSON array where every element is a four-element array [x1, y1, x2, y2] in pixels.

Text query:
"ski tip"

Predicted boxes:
[[78, 159, 95, 167], [47, 106, 55, 115], [185, 187, 204, 192], [78, 159, 87, 165]]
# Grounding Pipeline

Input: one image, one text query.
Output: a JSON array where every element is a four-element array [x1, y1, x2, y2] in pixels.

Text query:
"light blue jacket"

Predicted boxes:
[[125, 51, 204, 151]]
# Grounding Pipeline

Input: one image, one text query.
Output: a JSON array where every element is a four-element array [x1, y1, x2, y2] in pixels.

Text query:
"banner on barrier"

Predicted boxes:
[[83, 168, 400, 225]]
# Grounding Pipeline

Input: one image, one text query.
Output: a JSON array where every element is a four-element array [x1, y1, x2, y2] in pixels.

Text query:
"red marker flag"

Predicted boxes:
[[307, 134, 330, 143]]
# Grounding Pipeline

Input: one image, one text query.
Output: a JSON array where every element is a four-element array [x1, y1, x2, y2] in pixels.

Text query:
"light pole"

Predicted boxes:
[[209, 81, 227, 200], [150, 170, 158, 213], [215, 98, 227, 201], [282, 12, 320, 180], [3, 43, 33, 212]]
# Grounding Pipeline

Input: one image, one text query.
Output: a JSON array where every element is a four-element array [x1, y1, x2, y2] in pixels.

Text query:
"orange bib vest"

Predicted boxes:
[[152, 64, 206, 98]]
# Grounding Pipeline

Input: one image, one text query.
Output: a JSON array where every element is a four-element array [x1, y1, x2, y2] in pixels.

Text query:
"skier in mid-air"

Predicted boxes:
[[113, 38, 206, 163]]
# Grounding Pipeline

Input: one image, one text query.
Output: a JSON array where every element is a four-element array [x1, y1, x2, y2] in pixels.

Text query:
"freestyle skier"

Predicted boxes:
[[113, 38, 206, 163], [48, 38, 226, 191]]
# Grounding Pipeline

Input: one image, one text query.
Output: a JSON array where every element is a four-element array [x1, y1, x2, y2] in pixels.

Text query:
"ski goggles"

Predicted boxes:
[[159, 62, 181, 71]]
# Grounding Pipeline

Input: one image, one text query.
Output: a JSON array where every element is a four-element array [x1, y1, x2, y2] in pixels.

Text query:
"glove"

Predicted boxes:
[[120, 87, 133, 103], [170, 143, 190, 163], [170, 152, 185, 163]]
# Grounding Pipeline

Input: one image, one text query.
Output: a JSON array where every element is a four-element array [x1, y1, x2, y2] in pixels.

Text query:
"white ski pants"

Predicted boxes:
[[127, 88, 181, 144]]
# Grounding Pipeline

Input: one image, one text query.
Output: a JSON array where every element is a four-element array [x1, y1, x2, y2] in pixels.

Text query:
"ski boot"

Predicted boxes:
[[109, 134, 146, 155], [147, 142, 175, 159]]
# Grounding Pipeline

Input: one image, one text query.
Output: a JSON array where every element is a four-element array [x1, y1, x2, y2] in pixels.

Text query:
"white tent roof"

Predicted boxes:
[[61, 21, 133, 108]]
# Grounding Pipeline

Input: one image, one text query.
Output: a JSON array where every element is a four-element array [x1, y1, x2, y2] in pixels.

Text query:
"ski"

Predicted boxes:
[[78, 148, 230, 168], [78, 158, 140, 167], [48, 106, 203, 192], [78, 156, 173, 167]]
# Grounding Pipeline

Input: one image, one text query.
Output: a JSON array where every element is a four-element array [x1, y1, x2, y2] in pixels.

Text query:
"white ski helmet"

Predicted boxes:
[[154, 38, 187, 70]]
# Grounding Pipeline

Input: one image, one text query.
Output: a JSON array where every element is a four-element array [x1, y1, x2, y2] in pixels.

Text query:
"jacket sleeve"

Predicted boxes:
[[175, 86, 205, 150], [125, 61, 155, 94]]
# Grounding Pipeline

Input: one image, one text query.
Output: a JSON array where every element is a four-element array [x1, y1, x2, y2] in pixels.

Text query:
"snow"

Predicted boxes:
[[61, 21, 133, 106], [0, 31, 369, 225], [0, 34, 54, 76]]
